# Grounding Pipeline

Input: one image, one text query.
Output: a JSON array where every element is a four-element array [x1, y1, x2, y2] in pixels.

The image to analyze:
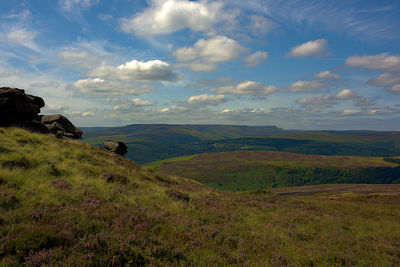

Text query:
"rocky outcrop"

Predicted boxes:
[[41, 114, 83, 139], [103, 140, 128, 156], [0, 87, 82, 139], [0, 87, 48, 133]]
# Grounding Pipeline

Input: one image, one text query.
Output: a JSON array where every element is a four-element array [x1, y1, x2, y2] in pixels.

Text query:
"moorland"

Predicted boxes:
[[83, 124, 400, 191], [1, 127, 400, 266]]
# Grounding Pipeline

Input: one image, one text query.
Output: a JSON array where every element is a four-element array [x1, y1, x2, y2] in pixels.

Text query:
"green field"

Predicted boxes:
[[148, 151, 400, 191], [83, 124, 400, 164], [2, 128, 400, 265]]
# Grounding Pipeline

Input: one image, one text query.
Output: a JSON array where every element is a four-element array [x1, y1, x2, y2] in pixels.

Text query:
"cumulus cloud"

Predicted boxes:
[[113, 98, 155, 111], [243, 51, 268, 67], [286, 39, 330, 58], [186, 94, 226, 106], [59, 0, 99, 12], [217, 81, 277, 95], [314, 70, 339, 80], [368, 72, 400, 87], [345, 53, 400, 72], [159, 105, 188, 113], [288, 80, 325, 92], [335, 89, 355, 99], [89, 59, 179, 82], [72, 78, 155, 96], [174, 36, 243, 72], [120, 0, 225, 36]]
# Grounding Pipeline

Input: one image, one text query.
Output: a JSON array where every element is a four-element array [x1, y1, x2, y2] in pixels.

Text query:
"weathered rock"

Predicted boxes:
[[103, 140, 128, 156], [1, 86, 83, 138], [0, 87, 45, 126], [41, 114, 83, 139]]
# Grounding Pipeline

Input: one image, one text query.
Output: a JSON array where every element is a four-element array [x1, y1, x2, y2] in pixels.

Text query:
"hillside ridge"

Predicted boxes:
[[1, 128, 400, 265]]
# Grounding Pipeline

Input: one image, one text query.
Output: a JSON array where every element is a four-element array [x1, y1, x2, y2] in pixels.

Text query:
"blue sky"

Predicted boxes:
[[1, 0, 400, 130]]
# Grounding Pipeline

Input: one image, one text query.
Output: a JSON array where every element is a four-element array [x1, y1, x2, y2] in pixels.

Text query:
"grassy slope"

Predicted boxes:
[[148, 151, 400, 191], [1, 128, 400, 266]]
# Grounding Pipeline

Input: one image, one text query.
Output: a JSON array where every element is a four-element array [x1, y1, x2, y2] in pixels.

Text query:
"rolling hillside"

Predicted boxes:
[[83, 124, 400, 164], [2, 127, 400, 265], [148, 151, 400, 191]]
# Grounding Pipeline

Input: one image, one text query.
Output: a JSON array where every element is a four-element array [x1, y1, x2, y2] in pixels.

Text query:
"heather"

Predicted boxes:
[[148, 151, 400, 191], [1, 128, 400, 266]]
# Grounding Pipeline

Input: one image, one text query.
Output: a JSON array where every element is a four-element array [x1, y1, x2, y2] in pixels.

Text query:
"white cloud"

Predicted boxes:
[[248, 15, 276, 36], [72, 78, 155, 96], [81, 111, 94, 117], [296, 89, 372, 111], [314, 70, 339, 79], [159, 105, 188, 113], [0, 26, 39, 51], [174, 36, 242, 62], [243, 51, 268, 67], [286, 39, 330, 58], [187, 94, 226, 106], [345, 53, 400, 72], [174, 36, 243, 72], [343, 109, 361, 115], [335, 89, 355, 99], [113, 98, 155, 111], [120, 0, 225, 36], [217, 81, 277, 95], [3, 10, 32, 20], [391, 84, 400, 93], [288, 80, 325, 92], [368, 72, 400, 86], [296, 89, 358, 110], [59, 0, 99, 12], [89, 59, 179, 82]]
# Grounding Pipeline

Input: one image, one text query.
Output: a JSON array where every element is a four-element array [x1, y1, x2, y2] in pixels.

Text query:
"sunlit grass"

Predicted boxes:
[[1, 127, 400, 265]]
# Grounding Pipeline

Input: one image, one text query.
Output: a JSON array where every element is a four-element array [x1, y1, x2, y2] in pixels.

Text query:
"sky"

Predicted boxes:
[[1, 0, 400, 130]]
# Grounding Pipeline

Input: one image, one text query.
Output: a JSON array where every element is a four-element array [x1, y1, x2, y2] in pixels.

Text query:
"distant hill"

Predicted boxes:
[[82, 124, 288, 163], [148, 151, 400, 191], [2, 127, 400, 265], [82, 124, 286, 141], [82, 124, 400, 164]]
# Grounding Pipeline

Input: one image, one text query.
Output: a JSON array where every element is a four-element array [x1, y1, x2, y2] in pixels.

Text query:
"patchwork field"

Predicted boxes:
[[148, 151, 400, 191]]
